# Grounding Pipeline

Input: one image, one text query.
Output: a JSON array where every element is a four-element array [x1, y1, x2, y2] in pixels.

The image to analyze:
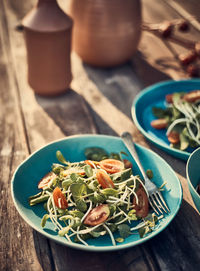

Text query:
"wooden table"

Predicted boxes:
[[1, 0, 200, 270]]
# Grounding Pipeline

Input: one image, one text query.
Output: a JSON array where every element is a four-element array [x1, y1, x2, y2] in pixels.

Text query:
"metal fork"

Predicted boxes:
[[121, 132, 170, 215]]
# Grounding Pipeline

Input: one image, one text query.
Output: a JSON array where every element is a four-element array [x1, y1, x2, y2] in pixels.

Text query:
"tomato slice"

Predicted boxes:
[[167, 131, 180, 144], [53, 187, 68, 209], [123, 159, 133, 169], [165, 94, 173, 103], [99, 159, 124, 174], [133, 185, 149, 218], [84, 160, 100, 168], [96, 170, 115, 189], [84, 204, 110, 226], [183, 90, 200, 103], [38, 172, 56, 189], [151, 119, 168, 129]]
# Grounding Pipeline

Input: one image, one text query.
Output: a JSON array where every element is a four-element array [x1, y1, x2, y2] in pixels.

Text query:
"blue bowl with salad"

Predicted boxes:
[[132, 79, 200, 160], [11, 134, 182, 251], [186, 146, 200, 213]]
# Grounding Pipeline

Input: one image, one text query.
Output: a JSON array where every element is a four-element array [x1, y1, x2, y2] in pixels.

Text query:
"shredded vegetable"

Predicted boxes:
[[151, 90, 200, 150]]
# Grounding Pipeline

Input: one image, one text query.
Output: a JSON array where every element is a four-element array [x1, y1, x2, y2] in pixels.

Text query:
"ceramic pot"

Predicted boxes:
[[22, 0, 73, 96], [68, 0, 142, 67]]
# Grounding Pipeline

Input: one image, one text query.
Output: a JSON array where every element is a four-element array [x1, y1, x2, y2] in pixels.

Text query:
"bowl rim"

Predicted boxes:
[[11, 134, 183, 251], [186, 146, 200, 202]]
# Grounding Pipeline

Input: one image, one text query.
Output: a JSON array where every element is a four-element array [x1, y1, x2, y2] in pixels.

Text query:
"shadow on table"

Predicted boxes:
[[82, 50, 171, 118], [35, 88, 118, 137], [35, 50, 173, 138]]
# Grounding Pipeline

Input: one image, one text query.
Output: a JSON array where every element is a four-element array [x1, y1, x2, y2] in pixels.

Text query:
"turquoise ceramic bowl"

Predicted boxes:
[[186, 146, 200, 213], [132, 79, 200, 161], [11, 135, 182, 251]]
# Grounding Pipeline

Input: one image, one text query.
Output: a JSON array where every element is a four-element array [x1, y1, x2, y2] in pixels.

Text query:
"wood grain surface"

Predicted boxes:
[[1, 0, 200, 270]]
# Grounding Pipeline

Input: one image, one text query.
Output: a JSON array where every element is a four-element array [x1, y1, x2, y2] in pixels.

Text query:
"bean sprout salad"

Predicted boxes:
[[29, 148, 163, 246], [151, 89, 200, 151]]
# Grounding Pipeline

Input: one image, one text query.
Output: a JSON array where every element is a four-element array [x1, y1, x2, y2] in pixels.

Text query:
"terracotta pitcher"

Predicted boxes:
[[68, 0, 142, 67], [22, 0, 73, 96]]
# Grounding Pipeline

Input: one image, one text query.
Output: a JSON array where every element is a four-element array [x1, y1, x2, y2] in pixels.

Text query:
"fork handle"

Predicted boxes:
[[121, 132, 147, 180]]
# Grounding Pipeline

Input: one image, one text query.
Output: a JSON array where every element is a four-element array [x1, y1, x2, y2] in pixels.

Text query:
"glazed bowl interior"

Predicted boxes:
[[186, 146, 200, 213]]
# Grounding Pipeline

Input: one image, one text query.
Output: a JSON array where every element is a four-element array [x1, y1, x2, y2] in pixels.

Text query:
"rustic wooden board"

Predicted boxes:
[[1, 0, 200, 270], [0, 3, 44, 271]]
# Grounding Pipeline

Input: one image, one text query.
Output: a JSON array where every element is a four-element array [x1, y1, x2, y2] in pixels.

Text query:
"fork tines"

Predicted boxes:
[[149, 191, 170, 215]]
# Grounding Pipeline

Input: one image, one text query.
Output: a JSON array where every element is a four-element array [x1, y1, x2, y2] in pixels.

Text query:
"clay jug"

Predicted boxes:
[[68, 0, 142, 67], [22, 0, 73, 96]]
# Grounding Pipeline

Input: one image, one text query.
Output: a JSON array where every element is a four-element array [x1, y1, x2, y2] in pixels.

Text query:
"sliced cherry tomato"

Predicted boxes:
[[53, 187, 68, 209], [96, 170, 115, 189], [84, 160, 100, 168], [99, 159, 124, 174], [123, 159, 133, 169], [84, 204, 110, 226], [167, 131, 180, 144], [151, 119, 168, 129], [133, 185, 149, 218], [165, 94, 173, 103], [183, 90, 200, 103], [38, 172, 56, 189]]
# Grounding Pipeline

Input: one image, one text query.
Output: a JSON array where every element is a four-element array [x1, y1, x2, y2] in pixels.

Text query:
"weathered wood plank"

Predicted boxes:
[[0, 3, 44, 271]]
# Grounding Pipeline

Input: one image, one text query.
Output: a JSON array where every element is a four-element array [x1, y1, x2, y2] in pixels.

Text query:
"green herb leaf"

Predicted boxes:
[[84, 165, 93, 177], [59, 226, 71, 237], [76, 199, 88, 212], [41, 214, 49, 227], [89, 227, 106, 238], [109, 153, 121, 160], [101, 188, 119, 196], [70, 183, 87, 198], [120, 168, 132, 182], [152, 107, 168, 118], [62, 179, 73, 190], [108, 204, 117, 216], [84, 147, 108, 161], [72, 217, 82, 228], [117, 224, 131, 238], [138, 213, 158, 238], [52, 164, 65, 175], [70, 183, 88, 212], [56, 151, 69, 165], [116, 237, 124, 243], [138, 225, 151, 238], [179, 130, 189, 150], [69, 210, 84, 219], [89, 191, 106, 204], [172, 92, 185, 103], [171, 106, 182, 120], [70, 173, 79, 182], [128, 209, 137, 220]]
